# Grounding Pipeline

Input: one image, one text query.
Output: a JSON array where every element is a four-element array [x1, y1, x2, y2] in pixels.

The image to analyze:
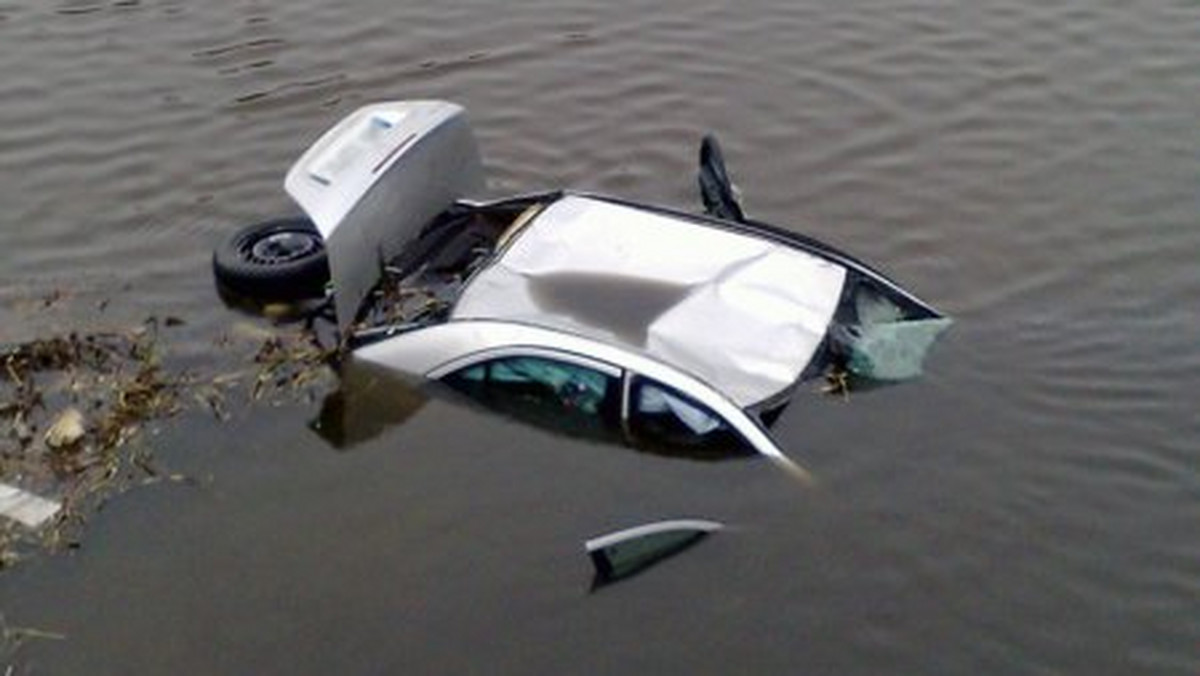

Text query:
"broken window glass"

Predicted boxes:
[[843, 318, 952, 380], [834, 283, 952, 381]]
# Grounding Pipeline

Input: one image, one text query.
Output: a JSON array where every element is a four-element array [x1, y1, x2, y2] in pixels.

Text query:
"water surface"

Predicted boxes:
[[1, 0, 1197, 673]]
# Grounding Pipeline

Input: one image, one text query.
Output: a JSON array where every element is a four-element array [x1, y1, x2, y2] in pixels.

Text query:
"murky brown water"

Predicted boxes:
[[2, 0, 1198, 673]]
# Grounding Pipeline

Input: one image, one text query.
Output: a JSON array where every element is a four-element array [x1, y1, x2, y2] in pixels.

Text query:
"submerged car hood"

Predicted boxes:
[[450, 196, 847, 407]]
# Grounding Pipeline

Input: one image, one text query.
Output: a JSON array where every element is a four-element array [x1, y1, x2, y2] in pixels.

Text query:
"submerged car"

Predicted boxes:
[[214, 100, 950, 478]]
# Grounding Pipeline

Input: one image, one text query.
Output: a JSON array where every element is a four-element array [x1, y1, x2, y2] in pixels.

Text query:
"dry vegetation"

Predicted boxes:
[[0, 316, 337, 568]]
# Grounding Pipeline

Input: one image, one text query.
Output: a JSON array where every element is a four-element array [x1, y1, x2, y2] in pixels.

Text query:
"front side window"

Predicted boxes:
[[441, 355, 620, 441]]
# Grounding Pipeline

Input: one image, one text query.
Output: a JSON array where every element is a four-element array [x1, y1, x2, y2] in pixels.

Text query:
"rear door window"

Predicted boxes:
[[627, 377, 756, 458]]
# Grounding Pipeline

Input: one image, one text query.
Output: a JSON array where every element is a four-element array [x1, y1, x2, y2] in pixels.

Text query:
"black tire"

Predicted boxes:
[[212, 217, 330, 301]]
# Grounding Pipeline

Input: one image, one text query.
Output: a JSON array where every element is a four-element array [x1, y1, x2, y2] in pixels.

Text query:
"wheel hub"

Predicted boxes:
[[247, 231, 320, 265]]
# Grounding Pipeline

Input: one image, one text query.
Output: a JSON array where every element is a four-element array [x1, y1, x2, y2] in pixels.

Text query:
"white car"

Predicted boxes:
[[213, 101, 950, 478]]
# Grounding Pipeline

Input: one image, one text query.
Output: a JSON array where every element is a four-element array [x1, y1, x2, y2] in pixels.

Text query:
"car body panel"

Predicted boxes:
[[449, 195, 847, 408], [349, 319, 809, 478], [285, 101, 485, 329], [267, 100, 948, 477]]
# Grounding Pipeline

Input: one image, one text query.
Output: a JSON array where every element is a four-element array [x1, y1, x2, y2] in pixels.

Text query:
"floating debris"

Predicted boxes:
[[0, 325, 185, 553], [249, 330, 337, 402], [0, 304, 338, 568], [0, 484, 59, 528], [0, 613, 66, 674], [43, 408, 85, 450], [821, 367, 851, 400]]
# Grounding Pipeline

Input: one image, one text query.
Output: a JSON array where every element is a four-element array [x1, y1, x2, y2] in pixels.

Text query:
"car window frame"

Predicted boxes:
[[428, 346, 623, 382], [616, 366, 792, 464], [416, 327, 802, 475]]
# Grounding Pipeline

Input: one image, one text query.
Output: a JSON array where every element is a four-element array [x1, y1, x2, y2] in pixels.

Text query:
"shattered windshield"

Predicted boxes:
[[833, 282, 952, 382]]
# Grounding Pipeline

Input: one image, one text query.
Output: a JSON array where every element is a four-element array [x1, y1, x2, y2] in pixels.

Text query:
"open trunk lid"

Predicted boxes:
[[285, 101, 484, 330]]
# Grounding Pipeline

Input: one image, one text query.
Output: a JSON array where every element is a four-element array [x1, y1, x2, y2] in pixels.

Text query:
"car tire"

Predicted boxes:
[[212, 217, 330, 301]]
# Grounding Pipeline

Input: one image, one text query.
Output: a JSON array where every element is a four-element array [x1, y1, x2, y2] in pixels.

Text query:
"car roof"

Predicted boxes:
[[448, 194, 848, 407]]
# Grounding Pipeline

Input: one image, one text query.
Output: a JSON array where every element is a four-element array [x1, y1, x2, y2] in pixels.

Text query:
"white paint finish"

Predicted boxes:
[[584, 518, 724, 552], [351, 320, 814, 481], [451, 196, 846, 407], [285, 101, 481, 236], [285, 101, 484, 329]]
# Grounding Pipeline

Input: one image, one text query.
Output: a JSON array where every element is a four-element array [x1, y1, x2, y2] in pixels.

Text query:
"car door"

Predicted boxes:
[[434, 349, 624, 444], [427, 343, 807, 477]]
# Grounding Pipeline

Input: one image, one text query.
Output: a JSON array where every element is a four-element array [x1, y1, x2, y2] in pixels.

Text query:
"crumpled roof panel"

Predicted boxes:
[[451, 196, 846, 406]]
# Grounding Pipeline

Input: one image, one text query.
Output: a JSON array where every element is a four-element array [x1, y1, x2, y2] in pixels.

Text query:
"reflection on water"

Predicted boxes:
[[309, 361, 428, 450], [1, 0, 1198, 673]]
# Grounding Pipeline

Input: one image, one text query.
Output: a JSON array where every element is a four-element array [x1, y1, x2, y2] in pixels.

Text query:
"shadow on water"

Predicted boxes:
[[308, 361, 429, 450]]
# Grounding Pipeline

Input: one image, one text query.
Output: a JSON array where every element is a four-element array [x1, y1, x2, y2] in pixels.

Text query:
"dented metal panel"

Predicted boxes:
[[451, 196, 847, 408]]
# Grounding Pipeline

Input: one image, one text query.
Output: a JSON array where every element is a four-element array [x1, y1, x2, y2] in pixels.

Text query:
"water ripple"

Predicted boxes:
[[0, 0, 1198, 671]]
